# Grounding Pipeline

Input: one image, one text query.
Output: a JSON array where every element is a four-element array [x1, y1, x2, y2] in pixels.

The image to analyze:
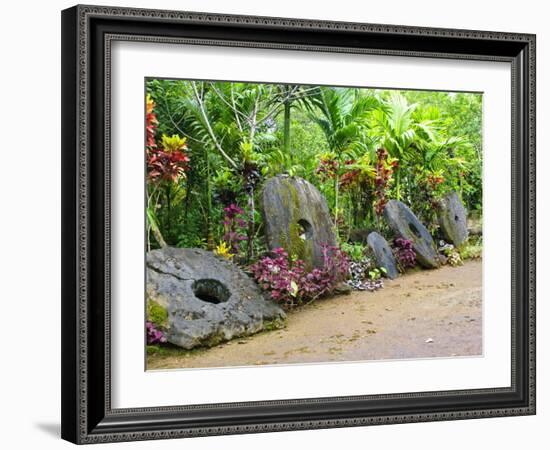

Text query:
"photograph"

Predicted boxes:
[[144, 79, 484, 370], [56, 3, 536, 445]]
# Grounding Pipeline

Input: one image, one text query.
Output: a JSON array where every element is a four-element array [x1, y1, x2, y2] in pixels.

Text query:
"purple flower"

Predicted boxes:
[[222, 204, 247, 256], [249, 245, 349, 309], [223, 203, 245, 218], [146, 321, 167, 345], [392, 238, 417, 269]]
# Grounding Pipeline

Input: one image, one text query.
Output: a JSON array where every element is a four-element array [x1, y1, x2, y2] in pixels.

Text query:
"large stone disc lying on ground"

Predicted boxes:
[[383, 200, 440, 269], [437, 191, 469, 246], [261, 175, 336, 270], [146, 247, 286, 349], [367, 232, 399, 279]]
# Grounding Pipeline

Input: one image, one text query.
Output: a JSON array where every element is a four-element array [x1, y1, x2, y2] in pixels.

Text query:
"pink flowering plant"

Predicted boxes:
[[392, 237, 417, 270], [146, 321, 167, 345], [250, 245, 349, 308]]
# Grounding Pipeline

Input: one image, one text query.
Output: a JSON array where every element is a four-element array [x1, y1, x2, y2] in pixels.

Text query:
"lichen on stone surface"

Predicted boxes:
[[262, 176, 335, 270]]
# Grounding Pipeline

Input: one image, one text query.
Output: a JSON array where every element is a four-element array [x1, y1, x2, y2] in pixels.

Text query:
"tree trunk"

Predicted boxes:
[[150, 223, 168, 248], [283, 98, 291, 164], [247, 191, 255, 262], [395, 168, 401, 201], [206, 155, 214, 250]]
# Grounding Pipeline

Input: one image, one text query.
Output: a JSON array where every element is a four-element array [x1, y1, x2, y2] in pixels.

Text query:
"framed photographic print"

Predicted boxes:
[[61, 4, 536, 444]]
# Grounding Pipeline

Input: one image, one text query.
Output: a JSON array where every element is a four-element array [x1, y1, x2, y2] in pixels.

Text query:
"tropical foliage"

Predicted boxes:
[[393, 238, 417, 270], [145, 79, 482, 308], [250, 245, 349, 308], [147, 80, 481, 249]]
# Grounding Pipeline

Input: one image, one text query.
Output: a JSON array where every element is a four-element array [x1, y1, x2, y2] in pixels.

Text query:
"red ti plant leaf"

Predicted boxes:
[[145, 95, 191, 184]]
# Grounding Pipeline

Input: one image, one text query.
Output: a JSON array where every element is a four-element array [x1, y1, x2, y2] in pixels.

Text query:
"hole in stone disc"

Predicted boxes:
[[192, 279, 231, 304], [297, 219, 313, 240], [409, 222, 422, 239], [454, 214, 459, 221]]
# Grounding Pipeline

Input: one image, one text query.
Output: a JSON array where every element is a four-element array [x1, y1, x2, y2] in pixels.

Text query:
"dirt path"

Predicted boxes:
[[147, 260, 482, 370]]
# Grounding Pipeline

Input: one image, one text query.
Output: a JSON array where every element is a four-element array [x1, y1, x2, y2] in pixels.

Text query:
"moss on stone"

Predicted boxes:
[[146, 299, 168, 329], [190, 316, 287, 349], [282, 179, 315, 269], [146, 343, 208, 358], [263, 176, 334, 271], [262, 316, 288, 332], [202, 333, 226, 348]]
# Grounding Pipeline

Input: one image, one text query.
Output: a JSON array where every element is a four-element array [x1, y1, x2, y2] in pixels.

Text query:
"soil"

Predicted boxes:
[[147, 260, 482, 370]]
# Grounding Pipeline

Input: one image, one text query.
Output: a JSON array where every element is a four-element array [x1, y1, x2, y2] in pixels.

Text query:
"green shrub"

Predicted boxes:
[[459, 237, 483, 260], [340, 242, 367, 262]]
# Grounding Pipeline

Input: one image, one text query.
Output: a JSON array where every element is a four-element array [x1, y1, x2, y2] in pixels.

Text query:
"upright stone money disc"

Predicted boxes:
[[437, 191, 469, 246], [383, 200, 440, 269], [367, 231, 399, 279], [261, 175, 336, 270], [146, 247, 286, 349]]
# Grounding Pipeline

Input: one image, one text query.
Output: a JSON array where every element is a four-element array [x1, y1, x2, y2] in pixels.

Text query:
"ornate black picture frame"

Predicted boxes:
[[61, 4, 536, 444]]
